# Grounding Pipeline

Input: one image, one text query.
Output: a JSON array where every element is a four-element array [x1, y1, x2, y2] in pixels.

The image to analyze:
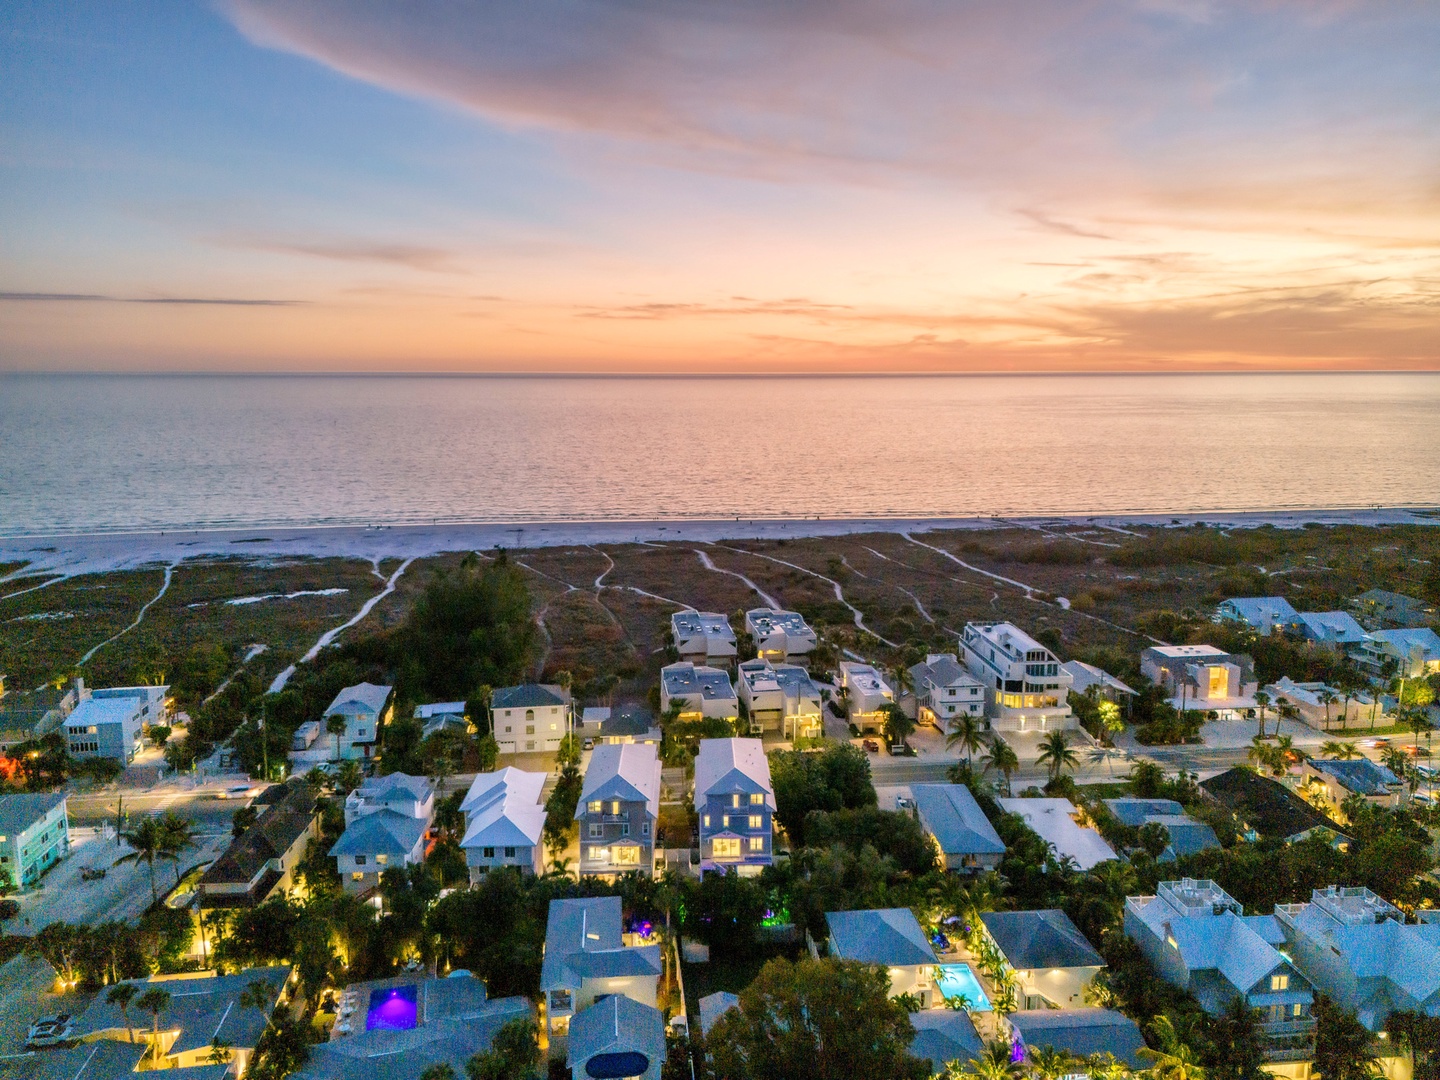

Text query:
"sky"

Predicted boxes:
[[1, 0, 1438, 373]]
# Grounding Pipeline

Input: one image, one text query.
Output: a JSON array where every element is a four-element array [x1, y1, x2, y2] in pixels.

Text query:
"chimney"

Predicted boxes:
[[74, 675, 87, 701]]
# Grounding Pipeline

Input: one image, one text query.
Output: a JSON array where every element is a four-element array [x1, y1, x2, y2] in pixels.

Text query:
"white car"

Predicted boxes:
[[217, 784, 259, 800], [27, 1014, 74, 1048]]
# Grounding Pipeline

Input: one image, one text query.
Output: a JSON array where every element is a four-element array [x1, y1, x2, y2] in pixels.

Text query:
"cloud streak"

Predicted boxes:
[[0, 292, 302, 306]]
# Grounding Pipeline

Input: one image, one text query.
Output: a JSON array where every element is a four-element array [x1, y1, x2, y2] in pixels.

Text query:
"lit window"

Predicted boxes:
[[749, 837, 765, 852], [713, 838, 741, 858], [610, 801, 621, 815], [351, 872, 364, 881], [1271, 975, 1289, 991], [588, 800, 602, 813], [748, 815, 762, 829], [732, 794, 741, 808], [722, 815, 730, 828], [588, 846, 607, 860], [613, 846, 640, 865], [750, 793, 764, 805], [375, 854, 388, 865], [702, 815, 710, 828]]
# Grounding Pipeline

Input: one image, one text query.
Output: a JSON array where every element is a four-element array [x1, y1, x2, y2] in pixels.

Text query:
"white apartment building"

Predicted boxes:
[[736, 659, 823, 740], [64, 682, 168, 763], [744, 609, 817, 663], [659, 662, 739, 722], [837, 662, 894, 734], [959, 623, 1075, 732], [670, 611, 738, 668]]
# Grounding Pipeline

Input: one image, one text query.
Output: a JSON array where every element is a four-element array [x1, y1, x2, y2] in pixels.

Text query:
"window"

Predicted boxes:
[[641, 822, 650, 836], [731, 794, 741, 808], [588, 846, 607, 860], [357, 728, 367, 738], [749, 793, 764, 805], [749, 836, 765, 852], [504, 725, 512, 734], [526, 725, 535, 735], [589, 824, 603, 838], [713, 838, 741, 858], [588, 800, 603, 813], [748, 815, 763, 829], [483, 847, 495, 858], [550, 722, 557, 730], [525, 709, 535, 723], [702, 815, 710, 828], [620, 823, 630, 837], [355, 856, 367, 866], [610, 800, 621, 815], [525, 741, 535, 751], [375, 854, 388, 865], [1271, 974, 1289, 991], [1293, 1003, 1303, 1017], [504, 847, 516, 858], [352, 872, 364, 881], [722, 815, 729, 828], [613, 846, 641, 865]]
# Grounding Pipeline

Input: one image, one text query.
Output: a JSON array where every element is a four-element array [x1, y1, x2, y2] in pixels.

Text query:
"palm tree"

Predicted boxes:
[[1253, 690, 1270, 740], [106, 983, 138, 1044], [336, 760, 363, 795], [419, 1066, 457, 1080], [158, 812, 197, 889], [1319, 740, 1360, 760], [1274, 734, 1296, 775], [946, 714, 984, 766], [1247, 736, 1277, 776], [1317, 688, 1337, 730], [135, 988, 172, 1064], [1036, 731, 1078, 783], [981, 740, 1020, 797], [206, 1040, 233, 1066], [115, 817, 167, 904], [1028, 1046, 1079, 1080], [326, 713, 348, 761], [1140, 1015, 1207, 1080], [883, 703, 916, 751]]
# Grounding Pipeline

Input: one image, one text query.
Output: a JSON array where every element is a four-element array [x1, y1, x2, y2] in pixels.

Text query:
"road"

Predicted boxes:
[[63, 789, 241, 834]]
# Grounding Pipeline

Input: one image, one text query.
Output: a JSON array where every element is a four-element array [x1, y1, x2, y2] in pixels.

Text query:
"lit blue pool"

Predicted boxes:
[[366, 984, 418, 1031], [935, 963, 991, 1010]]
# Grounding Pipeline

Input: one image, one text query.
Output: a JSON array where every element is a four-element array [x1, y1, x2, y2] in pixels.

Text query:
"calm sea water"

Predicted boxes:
[[1, 373, 1438, 535]]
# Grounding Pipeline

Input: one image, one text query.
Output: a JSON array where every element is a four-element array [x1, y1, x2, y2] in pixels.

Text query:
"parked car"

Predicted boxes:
[[861, 739, 879, 753], [27, 1014, 73, 1048], [582, 738, 595, 751]]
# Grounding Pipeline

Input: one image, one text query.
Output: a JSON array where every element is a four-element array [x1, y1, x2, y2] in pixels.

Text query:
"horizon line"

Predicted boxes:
[[4, 368, 1440, 380]]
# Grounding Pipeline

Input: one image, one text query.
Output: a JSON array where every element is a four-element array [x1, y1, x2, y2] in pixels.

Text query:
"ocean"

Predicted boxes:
[[2, 372, 1438, 536]]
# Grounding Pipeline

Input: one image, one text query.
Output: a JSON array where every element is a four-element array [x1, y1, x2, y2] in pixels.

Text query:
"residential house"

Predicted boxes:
[[0, 793, 69, 891], [539, 896, 662, 1047], [344, 772, 434, 827], [0, 677, 85, 754], [822, 908, 939, 1008], [837, 662, 895, 734], [568, 993, 666, 1080], [995, 798, 1117, 870], [1301, 758, 1402, 810], [1103, 798, 1220, 860], [330, 811, 429, 896], [320, 682, 392, 761], [694, 738, 774, 876], [660, 663, 739, 723], [1355, 627, 1440, 678], [744, 608, 817, 663], [979, 909, 1105, 1009], [67, 965, 291, 1076], [1007, 1010, 1147, 1070], [414, 701, 471, 739], [1125, 879, 1315, 1062], [736, 659, 823, 740], [459, 767, 547, 878], [959, 623, 1076, 732], [197, 780, 319, 908], [579, 705, 662, 745], [1200, 768, 1350, 847], [1282, 611, 1368, 650], [1216, 597, 1298, 635], [1140, 645, 1258, 718], [1274, 886, 1440, 1031], [295, 976, 531, 1080], [490, 684, 571, 755], [910, 784, 1005, 873], [671, 611, 738, 668], [576, 743, 661, 878], [1060, 660, 1136, 704], [909, 654, 986, 733], [1350, 589, 1437, 630], [909, 1011, 985, 1077], [64, 683, 168, 763], [1264, 676, 1373, 728]]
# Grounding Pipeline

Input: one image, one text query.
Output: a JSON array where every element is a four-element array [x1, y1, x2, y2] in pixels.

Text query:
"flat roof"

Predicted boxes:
[[996, 798, 1117, 870]]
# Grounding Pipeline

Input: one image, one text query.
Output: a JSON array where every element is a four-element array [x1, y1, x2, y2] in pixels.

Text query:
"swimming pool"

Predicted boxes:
[[366, 984, 419, 1031], [935, 964, 991, 1010]]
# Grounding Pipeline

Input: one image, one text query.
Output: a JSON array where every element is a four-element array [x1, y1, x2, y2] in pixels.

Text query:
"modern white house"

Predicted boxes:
[[460, 767, 547, 878], [1140, 645, 1258, 718], [344, 772, 434, 828], [736, 659, 823, 740], [540, 896, 663, 1048], [837, 662, 895, 733], [908, 654, 986, 732], [744, 608, 817, 663], [576, 743, 661, 878], [660, 663, 739, 722], [671, 611, 738, 668], [319, 683, 393, 761], [1274, 886, 1440, 1031], [1216, 597, 1298, 635], [910, 784, 1005, 873], [1283, 611, 1368, 650], [822, 908, 939, 1008], [0, 793, 69, 891], [959, 623, 1075, 732], [995, 798, 1117, 870], [1354, 627, 1440, 678], [63, 683, 168, 763], [1125, 880, 1315, 1063], [490, 683, 571, 755], [980, 909, 1106, 1009], [693, 738, 774, 876]]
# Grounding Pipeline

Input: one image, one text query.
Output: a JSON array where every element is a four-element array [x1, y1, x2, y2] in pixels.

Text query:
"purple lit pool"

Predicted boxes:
[[366, 984, 418, 1032]]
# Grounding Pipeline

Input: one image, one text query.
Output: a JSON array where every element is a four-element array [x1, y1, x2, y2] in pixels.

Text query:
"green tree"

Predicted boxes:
[[769, 744, 876, 845], [945, 715, 984, 765], [1319, 740, 1361, 760], [1140, 1015, 1208, 1080], [883, 703, 916, 751], [325, 714, 348, 762], [1036, 731, 1078, 782], [1314, 995, 1379, 1080], [1253, 690, 1271, 740], [475, 734, 499, 774], [1137, 821, 1171, 859], [981, 740, 1020, 796], [677, 870, 767, 950], [106, 982, 139, 1044], [135, 988, 172, 1063], [706, 956, 929, 1080], [465, 1016, 540, 1080], [115, 817, 168, 904], [419, 1066, 456, 1080], [158, 811, 198, 888]]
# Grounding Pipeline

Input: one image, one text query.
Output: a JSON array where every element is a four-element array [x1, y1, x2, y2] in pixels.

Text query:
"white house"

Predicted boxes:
[[1140, 645, 1258, 718], [908, 654, 986, 732], [960, 623, 1075, 732], [540, 896, 662, 1047], [460, 767, 547, 878], [744, 608, 817, 662], [694, 738, 774, 876], [1060, 660, 1136, 703], [671, 611, 738, 668], [329, 810, 428, 896], [63, 683, 168, 763], [319, 683, 392, 761], [576, 743, 661, 879], [736, 659, 823, 740], [823, 908, 939, 1008], [660, 663, 739, 722], [344, 772, 434, 828], [490, 683, 571, 755], [1216, 597, 1298, 636], [1354, 627, 1440, 678], [837, 662, 894, 734], [996, 798, 1117, 871], [980, 909, 1106, 1009]]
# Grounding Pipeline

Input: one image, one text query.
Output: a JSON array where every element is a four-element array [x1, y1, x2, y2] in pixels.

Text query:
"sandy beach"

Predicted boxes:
[[2, 507, 1435, 581]]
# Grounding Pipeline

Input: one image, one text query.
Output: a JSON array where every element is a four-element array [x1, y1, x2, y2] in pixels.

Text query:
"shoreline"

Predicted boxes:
[[2, 507, 1436, 580]]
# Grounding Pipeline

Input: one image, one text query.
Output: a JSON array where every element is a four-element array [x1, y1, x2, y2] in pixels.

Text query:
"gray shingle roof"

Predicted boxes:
[[0, 792, 65, 837], [1009, 1009, 1147, 1068], [577, 743, 661, 817], [567, 994, 665, 1079], [540, 897, 663, 991], [1104, 798, 1185, 827], [1313, 758, 1400, 797], [325, 683, 392, 716], [825, 908, 936, 967], [912, 785, 1005, 858], [981, 910, 1103, 970], [491, 684, 566, 709], [698, 992, 740, 1037], [328, 810, 427, 858], [909, 1010, 985, 1076]]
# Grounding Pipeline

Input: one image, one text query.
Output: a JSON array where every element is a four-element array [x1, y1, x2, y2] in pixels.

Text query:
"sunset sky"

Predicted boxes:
[[2, 1, 1438, 372]]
